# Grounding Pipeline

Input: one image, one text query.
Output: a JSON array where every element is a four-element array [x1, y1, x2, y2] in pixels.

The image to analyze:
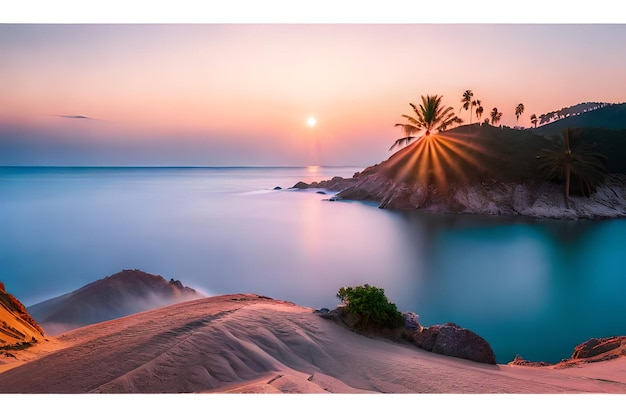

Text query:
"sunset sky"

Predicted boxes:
[[2, 7, 625, 166]]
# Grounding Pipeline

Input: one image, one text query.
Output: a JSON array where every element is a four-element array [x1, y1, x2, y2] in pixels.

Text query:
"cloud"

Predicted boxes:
[[56, 115, 92, 119]]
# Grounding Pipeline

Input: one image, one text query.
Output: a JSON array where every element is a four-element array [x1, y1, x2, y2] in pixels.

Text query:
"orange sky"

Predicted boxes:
[[1, 22, 625, 166]]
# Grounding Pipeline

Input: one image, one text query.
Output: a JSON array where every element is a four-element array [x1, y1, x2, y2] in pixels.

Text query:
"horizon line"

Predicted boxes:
[[0, 164, 366, 169]]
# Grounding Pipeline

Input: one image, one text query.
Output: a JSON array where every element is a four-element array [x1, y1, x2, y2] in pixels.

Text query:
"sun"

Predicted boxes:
[[306, 116, 317, 128]]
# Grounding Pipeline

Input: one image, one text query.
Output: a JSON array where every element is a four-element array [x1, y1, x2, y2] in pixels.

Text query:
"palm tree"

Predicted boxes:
[[490, 107, 502, 126], [390, 94, 459, 151], [460, 90, 474, 131], [515, 103, 525, 126], [475, 100, 484, 126], [530, 113, 538, 128], [537, 128, 607, 208]]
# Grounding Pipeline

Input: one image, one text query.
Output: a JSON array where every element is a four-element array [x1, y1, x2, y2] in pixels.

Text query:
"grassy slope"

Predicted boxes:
[[439, 104, 626, 184], [534, 103, 626, 136]]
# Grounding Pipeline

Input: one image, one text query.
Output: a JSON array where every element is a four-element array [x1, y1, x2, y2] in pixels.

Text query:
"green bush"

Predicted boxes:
[[336, 284, 403, 329]]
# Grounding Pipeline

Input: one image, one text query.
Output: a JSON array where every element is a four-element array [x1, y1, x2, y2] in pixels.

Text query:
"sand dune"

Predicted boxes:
[[27, 269, 203, 335], [1, 294, 626, 394]]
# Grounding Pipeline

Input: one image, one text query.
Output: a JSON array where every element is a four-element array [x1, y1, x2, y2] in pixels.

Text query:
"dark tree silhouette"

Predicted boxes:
[[537, 128, 607, 208], [475, 99, 484, 126], [490, 107, 502, 126], [515, 103, 525, 125], [390, 94, 459, 151], [460, 90, 475, 132]]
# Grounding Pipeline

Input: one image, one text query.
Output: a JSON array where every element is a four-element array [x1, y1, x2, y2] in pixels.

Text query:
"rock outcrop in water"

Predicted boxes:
[[292, 166, 626, 220]]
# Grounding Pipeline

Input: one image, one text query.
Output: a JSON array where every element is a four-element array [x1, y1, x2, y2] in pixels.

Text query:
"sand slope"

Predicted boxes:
[[1, 294, 626, 393]]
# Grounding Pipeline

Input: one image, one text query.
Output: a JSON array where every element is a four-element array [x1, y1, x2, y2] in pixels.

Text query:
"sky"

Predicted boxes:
[[1, 4, 626, 167]]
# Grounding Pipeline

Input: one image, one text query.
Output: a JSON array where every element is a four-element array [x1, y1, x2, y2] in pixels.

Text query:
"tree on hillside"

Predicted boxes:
[[490, 107, 502, 126], [390, 95, 459, 151], [386, 94, 484, 190], [460, 90, 474, 131], [515, 103, 525, 125], [530, 113, 538, 128], [537, 128, 607, 208], [475, 100, 484, 126]]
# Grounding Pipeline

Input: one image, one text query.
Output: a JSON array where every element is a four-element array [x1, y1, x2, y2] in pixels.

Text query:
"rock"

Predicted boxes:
[[402, 312, 421, 331], [335, 185, 375, 201], [413, 325, 440, 352], [316, 191, 326, 195], [508, 354, 551, 367], [273, 186, 282, 190], [571, 336, 626, 360], [0, 283, 46, 347], [291, 181, 310, 189], [412, 322, 496, 365], [293, 159, 626, 219]]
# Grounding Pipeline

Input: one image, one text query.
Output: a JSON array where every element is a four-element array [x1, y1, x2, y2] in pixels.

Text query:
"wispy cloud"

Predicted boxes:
[[56, 115, 92, 120]]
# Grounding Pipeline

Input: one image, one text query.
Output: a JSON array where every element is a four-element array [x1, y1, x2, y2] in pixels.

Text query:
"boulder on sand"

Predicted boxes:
[[412, 322, 497, 365]]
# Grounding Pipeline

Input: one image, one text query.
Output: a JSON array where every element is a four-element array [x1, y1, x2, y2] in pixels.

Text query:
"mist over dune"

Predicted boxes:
[[27, 269, 203, 335]]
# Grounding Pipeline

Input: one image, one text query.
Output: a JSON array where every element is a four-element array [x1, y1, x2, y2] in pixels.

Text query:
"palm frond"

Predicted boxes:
[[394, 122, 420, 137], [537, 128, 608, 197], [389, 136, 416, 151], [391, 94, 459, 150]]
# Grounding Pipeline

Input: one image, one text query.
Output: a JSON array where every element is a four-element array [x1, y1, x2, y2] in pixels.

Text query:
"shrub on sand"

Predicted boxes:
[[336, 284, 403, 329]]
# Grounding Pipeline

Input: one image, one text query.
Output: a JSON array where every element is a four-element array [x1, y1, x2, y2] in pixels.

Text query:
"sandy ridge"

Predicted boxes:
[[1, 294, 626, 393]]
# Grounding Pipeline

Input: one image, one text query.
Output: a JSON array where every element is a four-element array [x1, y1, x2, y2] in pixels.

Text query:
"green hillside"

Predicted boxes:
[[533, 103, 626, 136], [443, 124, 553, 183], [441, 107, 626, 184]]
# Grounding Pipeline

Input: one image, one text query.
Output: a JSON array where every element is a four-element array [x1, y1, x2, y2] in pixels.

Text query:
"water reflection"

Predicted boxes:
[[386, 210, 626, 363]]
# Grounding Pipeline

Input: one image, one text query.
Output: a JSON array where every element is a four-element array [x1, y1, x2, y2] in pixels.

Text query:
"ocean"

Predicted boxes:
[[2, 165, 626, 364]]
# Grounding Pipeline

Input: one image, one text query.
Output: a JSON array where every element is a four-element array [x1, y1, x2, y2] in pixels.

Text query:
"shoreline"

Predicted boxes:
[[291, 172, 626, 220], [2, 294, 626, 393]]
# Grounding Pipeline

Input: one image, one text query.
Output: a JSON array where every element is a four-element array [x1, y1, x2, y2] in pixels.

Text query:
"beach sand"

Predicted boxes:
[[1, 294, 625, 395]]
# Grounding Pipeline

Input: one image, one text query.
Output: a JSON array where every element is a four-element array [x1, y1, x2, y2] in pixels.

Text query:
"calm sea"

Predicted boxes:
[[2, 166, 626, 363]]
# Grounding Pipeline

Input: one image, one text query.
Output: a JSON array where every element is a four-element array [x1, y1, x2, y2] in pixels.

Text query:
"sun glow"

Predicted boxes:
[[306, 116, 317, 128], [385, 132, 491, 193]]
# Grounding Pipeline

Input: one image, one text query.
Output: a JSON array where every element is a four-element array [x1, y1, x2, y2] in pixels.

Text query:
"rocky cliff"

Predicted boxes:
[[294, 167, 626, 220], [0, 282, 45, 348]]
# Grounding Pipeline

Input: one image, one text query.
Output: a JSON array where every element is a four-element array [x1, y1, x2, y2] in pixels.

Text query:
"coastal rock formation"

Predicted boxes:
[[509, 336, 626, 368], [571, 336, 626, 361], [28, 269, 204, 335], [0, 282, 45, 348], [294, 169, 626, 220], [508, 355, 551, 367], [291, 117, 626, 220], [412, 323, 497, 365]]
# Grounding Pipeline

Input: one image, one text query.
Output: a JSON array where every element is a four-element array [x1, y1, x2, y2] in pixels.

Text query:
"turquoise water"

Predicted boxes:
[[1, 166, 626, 363]]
